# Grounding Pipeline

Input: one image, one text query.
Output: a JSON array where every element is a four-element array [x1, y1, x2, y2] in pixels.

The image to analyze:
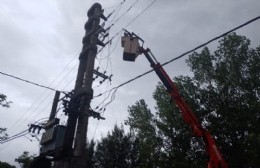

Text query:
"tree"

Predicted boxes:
[[85, 139, 96, 168], [125, 99, 161, 168], [83, 33, 258, 168], [0, 128, 8, 143], [0, 161, 16, 168], [185, 33, 260, 167], [125, 33, 259, 168], [15, 151, 35, 168], [125, 86, 206, 168], [153, 82, 206, 168], [95, 125, 139, 168], [0, 93, 11, 108], [0, 93, 11, 143]]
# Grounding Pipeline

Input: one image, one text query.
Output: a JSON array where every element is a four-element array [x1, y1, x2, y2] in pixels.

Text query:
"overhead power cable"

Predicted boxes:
[[0, 129, 28, 144], [94, 15, 260, 100], [161, 16, 260, 67], [0, 117, 48, 146], [109, 0, 140, 27], [98, 0, 157, 54], [0, 71, 62, 92], [124, 0, 157, 29]]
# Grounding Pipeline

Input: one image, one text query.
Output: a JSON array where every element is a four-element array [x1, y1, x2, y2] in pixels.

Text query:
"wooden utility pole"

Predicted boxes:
[[55, 3, 106, 168], [72, 3, 105, 167]]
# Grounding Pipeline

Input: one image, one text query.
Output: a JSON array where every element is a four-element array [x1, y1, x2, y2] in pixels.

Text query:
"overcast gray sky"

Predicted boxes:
[[0, 0, 260, 166]]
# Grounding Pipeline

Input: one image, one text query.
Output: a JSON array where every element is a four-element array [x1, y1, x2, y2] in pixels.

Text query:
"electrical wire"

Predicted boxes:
[[103, 0, 126, 10], [0, 132, 29, 151], [110, 0, 140, 27], [6, 57, 78, 135], [107, 0, 128, 24], [97, 0, 142, 54], [90, 0, 161, 114], [161, 16, 260, 67], [124, 0, 157, 29], [2, 58, 76, 134], [0, 71, 62, 92], [0, 129, 28, 144], [94, 15, 260, 101], [93, 0, 158, 103], [0, 117, 48, 148], [97, 0, 157, 55], [0, 0, 156, 103], [92, 120, 100, 140], [1, 1, 136, 144], [7, 92, 53, 135]]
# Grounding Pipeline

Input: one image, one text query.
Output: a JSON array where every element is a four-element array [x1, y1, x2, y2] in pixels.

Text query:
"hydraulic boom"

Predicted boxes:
[[121, 31, 228, 168]]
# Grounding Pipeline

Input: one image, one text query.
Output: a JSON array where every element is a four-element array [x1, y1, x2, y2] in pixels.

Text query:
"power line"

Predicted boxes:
[[6, 54, 78, 135], [91, 0, 157, 113], [0, 117, 48, 146], [98, 0, 157, 54], [161, 16, 260, 67], [124, 0, 157, 29], [110, 0, 140, 27], [94, 15, 260, 100], [0, 71, 63, 92], [1, 2, 133, 143], [2, 57, 78, 134], [103, 0, 126, 10], [2, 1, 128, 139], [0, 129, 28, 144]]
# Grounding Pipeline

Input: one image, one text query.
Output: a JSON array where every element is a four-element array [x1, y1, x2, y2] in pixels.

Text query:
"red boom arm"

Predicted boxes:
[[140, 47, 228, 168]]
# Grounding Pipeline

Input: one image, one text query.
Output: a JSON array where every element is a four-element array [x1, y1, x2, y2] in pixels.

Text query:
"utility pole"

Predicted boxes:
[[55, 3, 107, 168], [72, 3, 106, 167]]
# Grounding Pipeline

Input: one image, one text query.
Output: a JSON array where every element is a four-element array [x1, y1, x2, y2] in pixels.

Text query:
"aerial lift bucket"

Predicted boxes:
[[121, 35, 140, 62]]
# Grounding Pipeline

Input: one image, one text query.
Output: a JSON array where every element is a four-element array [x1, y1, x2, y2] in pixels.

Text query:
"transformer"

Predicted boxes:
[[40, 125, 66, 157]]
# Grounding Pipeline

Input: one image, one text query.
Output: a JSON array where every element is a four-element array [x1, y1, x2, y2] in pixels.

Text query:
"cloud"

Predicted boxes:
[[1, 0, 260, 165]]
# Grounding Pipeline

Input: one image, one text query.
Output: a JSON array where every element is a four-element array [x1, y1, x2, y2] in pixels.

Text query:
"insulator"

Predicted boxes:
[[37, 127, 42, 134]]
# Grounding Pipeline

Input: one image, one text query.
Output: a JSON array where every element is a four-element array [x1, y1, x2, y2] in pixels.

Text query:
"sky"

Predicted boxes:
[[0, 0, 260, 166]]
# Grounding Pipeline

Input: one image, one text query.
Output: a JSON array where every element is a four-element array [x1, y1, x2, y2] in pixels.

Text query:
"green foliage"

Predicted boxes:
[[85, 140, 96, 168], [186, 33, 260, 167], [95, 125, 139, 168], [123, 33, 259, 167], [14, 151, 35, 168], [153, 82, 206, 168], [125, 99, 160, 167], [0, 161, 15, 168], [0, 128, 8, 142], [86, 33, 259, 168], [0, 93, 11, 143], [0, 93, 12, 108]]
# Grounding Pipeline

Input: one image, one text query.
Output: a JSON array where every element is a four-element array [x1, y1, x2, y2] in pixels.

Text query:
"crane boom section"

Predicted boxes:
[[139, 47, 228, 168]]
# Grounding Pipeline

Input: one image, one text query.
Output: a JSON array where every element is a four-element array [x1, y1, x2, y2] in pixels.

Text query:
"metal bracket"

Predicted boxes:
[[93, 68, 112, 84], [89, 110, 105, 120]]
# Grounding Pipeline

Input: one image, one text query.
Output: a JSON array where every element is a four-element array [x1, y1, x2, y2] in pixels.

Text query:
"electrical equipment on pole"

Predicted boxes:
[[53, 3, 108, 168], [38, 91, 64, 158], [35, 4, 108, 168], [121, 30, 229, 168]]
